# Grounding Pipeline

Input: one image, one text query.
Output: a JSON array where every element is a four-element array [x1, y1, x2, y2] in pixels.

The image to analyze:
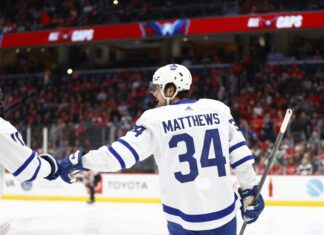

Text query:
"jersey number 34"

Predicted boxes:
[[169, 128, 226, 183]]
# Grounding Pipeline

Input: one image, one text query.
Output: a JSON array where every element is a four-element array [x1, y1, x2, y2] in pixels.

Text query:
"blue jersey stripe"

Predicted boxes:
[[13, 151, 36, 177], [108, 146, 126, 169], [25, 157, 41, 182], [118, 139, 140, 162], [163, 194, 238, 223], [10, 133, 16, 142], [15, 132, 25, 146], [231, 155, 254, 168], [229, 141, 246, 153]]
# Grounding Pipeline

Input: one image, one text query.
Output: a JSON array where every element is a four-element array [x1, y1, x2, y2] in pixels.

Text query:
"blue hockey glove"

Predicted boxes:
[[238, 185, 265, 224], [59, 149, 89, 184], [39, 153, 59, 180]]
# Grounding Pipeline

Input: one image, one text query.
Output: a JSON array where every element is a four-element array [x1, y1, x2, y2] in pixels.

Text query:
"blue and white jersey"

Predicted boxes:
[[83, 98, 256, 230], [0, 117, 50, 182]]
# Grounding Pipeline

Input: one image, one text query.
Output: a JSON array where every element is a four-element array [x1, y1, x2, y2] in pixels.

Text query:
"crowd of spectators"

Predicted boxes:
[[1, 0, 323, 33], [1, 60, 323, 174], [239, 0, 324, 14], [0, 0, 323, 173]]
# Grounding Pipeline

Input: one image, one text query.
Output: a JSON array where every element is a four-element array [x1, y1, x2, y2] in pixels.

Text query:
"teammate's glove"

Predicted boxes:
[[39, 153, 59, 180], [59, 149, 88, 184], [238, 185, 265, 224]]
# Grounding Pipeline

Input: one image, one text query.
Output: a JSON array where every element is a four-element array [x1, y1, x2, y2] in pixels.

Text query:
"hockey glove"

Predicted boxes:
[[59, 148, 88, 184], [238, 185, 265, 224], [39, 153, 59, 180]]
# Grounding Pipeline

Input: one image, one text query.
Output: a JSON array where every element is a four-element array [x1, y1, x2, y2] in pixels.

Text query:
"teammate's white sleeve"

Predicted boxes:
[[82, 116, 157, 172], [228, 114, 258, 189], [0, 130, 51, 182]]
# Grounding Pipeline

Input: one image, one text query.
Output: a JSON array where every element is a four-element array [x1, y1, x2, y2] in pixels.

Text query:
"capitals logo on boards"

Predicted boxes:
[[21, 181, 33, 191], [140, 19, 190, 37]]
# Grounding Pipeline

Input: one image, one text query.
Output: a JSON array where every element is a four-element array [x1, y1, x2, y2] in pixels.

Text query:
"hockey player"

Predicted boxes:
[[0, 87, 59, 195], [59, 64, 264, 234], [0, 88, 59, 184], [0, 88, 59, 235]]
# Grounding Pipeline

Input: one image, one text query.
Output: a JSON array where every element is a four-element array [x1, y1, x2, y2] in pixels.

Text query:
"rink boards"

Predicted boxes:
[[2, 173, 324, 206]]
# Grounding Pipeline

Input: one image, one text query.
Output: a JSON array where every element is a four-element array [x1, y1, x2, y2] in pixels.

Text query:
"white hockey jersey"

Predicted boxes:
[[83, 99, 257, 230], [0, 117, 51, 182]]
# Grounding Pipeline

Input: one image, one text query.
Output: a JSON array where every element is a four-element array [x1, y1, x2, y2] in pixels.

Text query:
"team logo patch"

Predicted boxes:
[[185, 106, 193, 111]]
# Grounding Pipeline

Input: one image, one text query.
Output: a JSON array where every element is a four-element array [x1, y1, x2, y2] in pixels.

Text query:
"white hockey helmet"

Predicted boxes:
[[152, 64, 192, 100]]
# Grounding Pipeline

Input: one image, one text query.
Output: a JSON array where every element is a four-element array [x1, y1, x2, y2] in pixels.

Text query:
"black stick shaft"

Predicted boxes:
[[239, 133, 283, 235], [239, 109, 292, 235]]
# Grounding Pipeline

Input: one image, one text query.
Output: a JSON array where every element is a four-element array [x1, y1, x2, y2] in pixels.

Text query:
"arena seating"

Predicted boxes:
[[1, 61, 323, 174]]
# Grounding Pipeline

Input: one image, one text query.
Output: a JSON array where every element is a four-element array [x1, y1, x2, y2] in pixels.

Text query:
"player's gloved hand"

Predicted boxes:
[[238, 185, 265, 224], [59, 148, 88, 184], [39, 153, 59, 180]]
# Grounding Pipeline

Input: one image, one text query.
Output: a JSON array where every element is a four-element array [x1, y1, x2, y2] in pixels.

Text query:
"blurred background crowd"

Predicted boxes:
[[0, 0, 323, 175], [1, 0, 323, 34]]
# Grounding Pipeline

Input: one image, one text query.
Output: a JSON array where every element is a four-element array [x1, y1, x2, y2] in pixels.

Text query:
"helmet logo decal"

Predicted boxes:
[[170, 64, 177, 70]]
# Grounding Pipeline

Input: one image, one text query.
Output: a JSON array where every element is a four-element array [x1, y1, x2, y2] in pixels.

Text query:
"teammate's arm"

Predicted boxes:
[[228, 114, 264, 224], [0, 88, 59, 182], [0, 132, 59, 182]]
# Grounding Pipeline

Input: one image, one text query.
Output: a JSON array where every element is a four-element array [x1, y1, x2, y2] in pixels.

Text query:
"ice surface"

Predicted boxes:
[[0, 200, 323, 235]]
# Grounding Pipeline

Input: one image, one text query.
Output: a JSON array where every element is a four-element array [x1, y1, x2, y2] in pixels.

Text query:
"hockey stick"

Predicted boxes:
[[239, 109, 293, 235]]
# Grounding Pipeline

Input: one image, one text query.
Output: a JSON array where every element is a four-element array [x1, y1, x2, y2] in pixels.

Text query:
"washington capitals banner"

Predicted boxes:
[[1, 11, 324, 48], [140, 19, 190, 37]]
